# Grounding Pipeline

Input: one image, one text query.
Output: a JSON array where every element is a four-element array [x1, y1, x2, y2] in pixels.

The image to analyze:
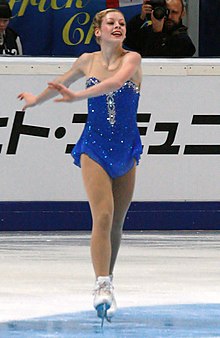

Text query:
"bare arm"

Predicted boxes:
[[49, 52, 142, 103], [18, 53, 91, 110]]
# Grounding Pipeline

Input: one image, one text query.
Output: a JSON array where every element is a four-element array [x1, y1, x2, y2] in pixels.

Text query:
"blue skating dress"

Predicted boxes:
[[71, 77, 142, 179]]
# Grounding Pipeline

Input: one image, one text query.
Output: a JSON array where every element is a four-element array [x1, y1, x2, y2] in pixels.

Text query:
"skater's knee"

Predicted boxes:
[[94, 210, 113, 233]]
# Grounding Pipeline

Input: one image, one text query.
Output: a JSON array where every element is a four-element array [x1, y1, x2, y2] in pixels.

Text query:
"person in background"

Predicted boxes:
[[124, 0, 196, 57], [0, 0, 22, 55]]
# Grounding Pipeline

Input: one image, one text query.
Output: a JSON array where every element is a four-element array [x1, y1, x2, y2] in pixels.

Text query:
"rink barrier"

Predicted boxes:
[[1, 58, 220, 231], [0, 201, 220, 231]]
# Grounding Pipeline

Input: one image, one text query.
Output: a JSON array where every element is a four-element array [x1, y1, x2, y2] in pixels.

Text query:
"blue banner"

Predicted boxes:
[[8, 0, 141, 56], [199, 0, 220, 57]]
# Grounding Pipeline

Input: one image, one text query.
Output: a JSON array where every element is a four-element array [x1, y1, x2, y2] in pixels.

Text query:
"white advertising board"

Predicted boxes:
[[1, 58, 220, 201]]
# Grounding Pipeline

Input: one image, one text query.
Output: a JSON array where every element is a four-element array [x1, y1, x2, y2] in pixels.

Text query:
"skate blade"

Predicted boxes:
[[96, 303, 110, 327]]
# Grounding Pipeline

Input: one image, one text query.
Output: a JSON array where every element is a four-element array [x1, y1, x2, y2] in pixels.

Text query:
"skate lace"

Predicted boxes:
[[93, 281, 113, 296]]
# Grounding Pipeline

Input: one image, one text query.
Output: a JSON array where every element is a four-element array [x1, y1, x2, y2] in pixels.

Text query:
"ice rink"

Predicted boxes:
[[0, 231, 220, 337]]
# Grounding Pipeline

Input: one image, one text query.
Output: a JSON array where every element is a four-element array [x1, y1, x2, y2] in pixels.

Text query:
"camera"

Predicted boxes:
[[148, 0, 169, 20]]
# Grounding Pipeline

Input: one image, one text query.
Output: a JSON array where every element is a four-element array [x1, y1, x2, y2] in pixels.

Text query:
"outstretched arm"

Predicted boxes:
[[48, 52, 142, 103], [17, 53, 91, 110]]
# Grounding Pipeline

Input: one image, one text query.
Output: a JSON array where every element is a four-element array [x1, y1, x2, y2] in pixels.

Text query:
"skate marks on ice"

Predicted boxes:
[[0, 303, 220, 338]]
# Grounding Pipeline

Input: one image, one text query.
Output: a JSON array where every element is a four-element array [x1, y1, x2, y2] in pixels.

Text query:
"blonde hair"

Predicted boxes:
[[93, 8, 125, 45]]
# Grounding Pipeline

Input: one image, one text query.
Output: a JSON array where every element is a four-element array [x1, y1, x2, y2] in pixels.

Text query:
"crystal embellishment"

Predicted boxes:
[[106, 92, 116, 126], [86, 77, 140, 127]]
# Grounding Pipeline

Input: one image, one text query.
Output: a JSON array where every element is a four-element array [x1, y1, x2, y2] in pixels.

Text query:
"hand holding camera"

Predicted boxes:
[[141, 0, 169, 32], [140, 0, 153, 20]]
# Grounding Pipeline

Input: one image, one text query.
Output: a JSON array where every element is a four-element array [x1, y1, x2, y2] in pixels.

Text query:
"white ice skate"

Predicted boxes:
[[106, 274, 117, 321], [93, 276, 113, 327]]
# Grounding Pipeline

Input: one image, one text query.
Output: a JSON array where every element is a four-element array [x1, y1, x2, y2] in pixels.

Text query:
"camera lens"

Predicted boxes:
[[153, 6, 167, 20]]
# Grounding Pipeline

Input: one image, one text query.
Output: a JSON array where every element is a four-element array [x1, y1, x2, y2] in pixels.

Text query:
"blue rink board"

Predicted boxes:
[[0, 201, 220, 231], [1, 304, 220, 338]]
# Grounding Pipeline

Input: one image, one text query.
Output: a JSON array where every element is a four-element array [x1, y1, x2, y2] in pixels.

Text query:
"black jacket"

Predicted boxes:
[[0, 27, 22, 55], [124, 15, 196, 57]]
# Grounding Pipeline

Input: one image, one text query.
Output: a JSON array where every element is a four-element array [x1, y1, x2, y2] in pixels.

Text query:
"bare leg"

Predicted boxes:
[[81, 154, 114, 277], [109, 164, 136, 275]]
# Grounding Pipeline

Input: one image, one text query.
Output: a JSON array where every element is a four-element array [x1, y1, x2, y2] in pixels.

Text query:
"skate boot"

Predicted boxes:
[[106, 293, 117, 321], [93, 276, 113, 326]]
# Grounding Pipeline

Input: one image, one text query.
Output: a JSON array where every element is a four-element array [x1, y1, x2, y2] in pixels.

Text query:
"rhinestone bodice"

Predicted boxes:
[[71, 77, 142, 179], [85, 77, 140, 128]]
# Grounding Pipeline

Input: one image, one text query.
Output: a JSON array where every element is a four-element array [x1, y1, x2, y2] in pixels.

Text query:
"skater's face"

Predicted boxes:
[[95, 12, 126, 44]]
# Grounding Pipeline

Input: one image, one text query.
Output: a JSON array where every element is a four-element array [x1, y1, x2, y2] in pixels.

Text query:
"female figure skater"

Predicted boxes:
[[18, 8, 142, 324]]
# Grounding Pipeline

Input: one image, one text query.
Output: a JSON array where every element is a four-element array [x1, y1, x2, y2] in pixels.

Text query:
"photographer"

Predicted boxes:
[[124, 0, 196, 57]]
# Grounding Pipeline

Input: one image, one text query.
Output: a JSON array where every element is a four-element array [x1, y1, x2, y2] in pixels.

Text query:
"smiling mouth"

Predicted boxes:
[[112, 32, 122, 37]]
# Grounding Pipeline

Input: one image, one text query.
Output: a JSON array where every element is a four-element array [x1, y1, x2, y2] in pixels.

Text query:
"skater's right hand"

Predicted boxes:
[[17, 92, 37, 110], [48, 82, 76, 103]]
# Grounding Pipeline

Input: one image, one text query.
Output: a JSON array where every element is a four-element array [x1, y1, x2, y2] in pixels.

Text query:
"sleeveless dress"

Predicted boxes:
[[71, 77, 142, 179]]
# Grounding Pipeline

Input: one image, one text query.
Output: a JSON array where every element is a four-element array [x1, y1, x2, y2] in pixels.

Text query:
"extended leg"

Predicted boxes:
[[81, 154, 115, 324], [110, 164, 136, 275], [106, 164, 136, 320]]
